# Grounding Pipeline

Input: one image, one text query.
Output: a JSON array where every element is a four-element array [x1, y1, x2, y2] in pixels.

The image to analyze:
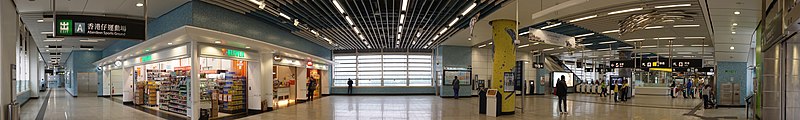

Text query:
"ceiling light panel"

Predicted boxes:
[[569, 15, 597, 22], [608, 8, 643, 15], [654, 4, 691, 9]]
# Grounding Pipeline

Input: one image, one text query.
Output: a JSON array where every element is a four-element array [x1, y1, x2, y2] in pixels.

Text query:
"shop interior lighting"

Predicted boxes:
[[654, 4, 691, 9], [543, 48, 555, 51], [278, 13, 291, 20], [624, 38, 645, 42], [36, 19, 44, 23], [644, 26, 664, 29], [598, 41, 617, 44], [488, 42, 493, 45], [448, 18, 460, 26], [461, 3, 477, 15], [569, 15, 597, 22], [690, 44, 709, 47], [582, 43, 593, 46], [601, 30, 619, 34], [673, 24, 700, 28], [684, 37, 706, 39], [80, 39, 104, 43], [246, 46, 251, 48], [608, 8, 643, 15], [574, 33, 595, 38], [540, 23, 561, 29], [333, 0, 345, 13], [598, 48, 611, 51]]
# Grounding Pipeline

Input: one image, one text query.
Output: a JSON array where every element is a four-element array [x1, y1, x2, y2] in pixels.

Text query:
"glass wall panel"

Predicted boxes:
[[333, 53, 432, 87]]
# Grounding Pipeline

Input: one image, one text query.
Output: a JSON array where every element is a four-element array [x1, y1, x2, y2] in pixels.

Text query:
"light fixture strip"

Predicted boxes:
[[673, 24, 700, 28], [608, 8, 643, 15], [574, 33, 595, 38], [598, 41, 618, 44], [448, 18, 460, 26], [601, 30, 619, 34], [439, 28, 449, 34], [461, 3, 477, 15], [654, 4, 691, 9], [569, 15, 597, 23], [644, 26, 664, 29], [332, 0, 346, 13], [624, 38, 645, 42], [401, 0, 409, 11], [540, 23, 561, 29]]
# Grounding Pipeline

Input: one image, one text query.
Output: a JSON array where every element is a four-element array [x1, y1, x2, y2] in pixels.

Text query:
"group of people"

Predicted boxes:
[[670, 79, 715, 108], [593, 79, 630, 102]]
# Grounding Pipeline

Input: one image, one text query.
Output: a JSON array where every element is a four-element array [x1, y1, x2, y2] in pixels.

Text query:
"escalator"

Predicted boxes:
[[546, 56, 583, 83]]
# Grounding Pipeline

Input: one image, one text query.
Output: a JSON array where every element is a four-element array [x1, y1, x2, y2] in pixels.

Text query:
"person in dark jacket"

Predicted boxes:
[[347, 78, 354, 95], [452, 76, 460, 99], [556, 75, 568, 114]]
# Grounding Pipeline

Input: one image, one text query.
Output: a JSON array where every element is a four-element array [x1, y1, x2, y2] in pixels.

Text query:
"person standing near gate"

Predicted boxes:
[[452, 76, 460, 99], [556, 75, 568, 114], [347, 78, 354, 95]]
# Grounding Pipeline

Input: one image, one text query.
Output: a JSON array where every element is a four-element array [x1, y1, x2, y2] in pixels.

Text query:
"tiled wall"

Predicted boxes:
[[715, 61, 749, 105], [437, 46, 473, 97], [147, 2, 193, 38], [65, 51, 103, 96]]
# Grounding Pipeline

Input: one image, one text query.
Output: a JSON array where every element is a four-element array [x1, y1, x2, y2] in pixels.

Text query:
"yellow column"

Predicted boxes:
[[489, 19, 516, 113]]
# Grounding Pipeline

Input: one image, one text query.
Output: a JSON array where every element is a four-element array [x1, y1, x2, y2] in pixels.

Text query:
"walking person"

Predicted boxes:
[[600, 80, 607, 97], [556, 75, 568, 114], [347, 78, 354, 95], [452, 76, 460, 99], [702, 85, 713, 108], [307, 79, 316, 101], [686, 80, 694, 99]]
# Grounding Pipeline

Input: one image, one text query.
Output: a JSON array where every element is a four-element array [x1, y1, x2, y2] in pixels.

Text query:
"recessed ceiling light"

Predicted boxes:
[[37, 19, 44, 23], [731, 31, 737, 34], [730, 46, 735, 50], [734, 11, 740, 15], [136, 3, 143, 7], [167, 42, 173, 45], [246, 46, 251, 48], [145, 49, 150, 52], [46, 50, 49, 52], [732, 23, 738, 26], [214, 41, 222, 43]]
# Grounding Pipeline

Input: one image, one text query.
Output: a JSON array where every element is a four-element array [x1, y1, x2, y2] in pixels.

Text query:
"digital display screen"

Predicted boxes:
[[552, 72, 574, 87]]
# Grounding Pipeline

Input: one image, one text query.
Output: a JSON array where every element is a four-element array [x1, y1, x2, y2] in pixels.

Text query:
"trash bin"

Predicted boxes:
[[479, 89, 486, 114]]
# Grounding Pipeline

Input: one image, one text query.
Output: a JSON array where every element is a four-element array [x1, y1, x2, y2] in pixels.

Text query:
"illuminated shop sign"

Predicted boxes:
[[225, 49, 246, 58], [140, 55, 153, 62], [55, 15, 145, 40]]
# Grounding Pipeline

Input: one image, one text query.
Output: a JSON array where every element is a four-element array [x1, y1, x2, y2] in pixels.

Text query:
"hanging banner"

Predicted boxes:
[[528, 28, 576, 48], [55, 15, 145, 40]]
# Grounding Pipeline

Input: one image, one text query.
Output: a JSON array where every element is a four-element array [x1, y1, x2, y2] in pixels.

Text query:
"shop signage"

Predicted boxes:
[[225, 49, 246, 58], [527, 28, 577, 48], [55, 15, 145, 40], [140, 55, 153, 62]]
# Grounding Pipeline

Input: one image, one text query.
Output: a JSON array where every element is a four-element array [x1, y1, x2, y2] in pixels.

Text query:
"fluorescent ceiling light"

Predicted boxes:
[[518, 44, 530, 48], [37, 19, 44, 23], [730, 46, 735, 50], [352, 27, 361, 34], [278, 13, 291, 20], [543, 48, 555, 51], [654, 4, 691, 9], [641, 45, 657, 48], [214, 41, 222, 43], [397, 34, 401, 39], [136, 3, 143, 7], [461, 3, 477, 15], [448, 18, 460, 26], [488, 42, 493, 45], [684, 37, 706, 39], [732, 23, 738, 26], [422, 46, 428, 48], [416, 32, 422, 37], [398, 26, 403, 32], [601, 30, 619, 34], [367, 46, 372, 48], [399, 14, 405, 24], [43, 38, 63, 42], [598, 48, 611, 51], [618, 46, 633, 49], [608, 8, 643, 15], [433, 35, 440, 40], [428, 41, 434, 45], [401, 0, 409, 11], [624, 38, 645, 42], [310, 30, 318, 35], [645, 26, 664, 29], [574, 33, 595, 38], [732, 31, 737, 34], [673, 24, 700, 28], [598, 41, 618, 44], [519, 31, 530, 36], [734, 11, 740, 15], [569, 15, 597, 22], [345, 16, 355, 25], [690, 44, 709, 47], [359, 35, 366, 40], [666, 45, 685, 47], [41, 31, 53, 35], [362, 41, 369, 45], [655, 37, 676, 40], [439, 28, 449, 34], [333, 0, 345, 13], [80, 39, 104, 42], [582, 43, 593, 46], [540, 23, 561, 29], [677, 52, 692, 54], [478, 44, 486, 48]]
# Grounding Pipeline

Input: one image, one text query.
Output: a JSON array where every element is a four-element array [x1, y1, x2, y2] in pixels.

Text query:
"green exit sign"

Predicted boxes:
[[57, 19, 73, 35], [226, 49, 245, 58]]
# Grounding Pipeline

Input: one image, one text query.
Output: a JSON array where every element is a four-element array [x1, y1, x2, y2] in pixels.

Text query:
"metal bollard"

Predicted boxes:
[[7, 102, 19, 120]]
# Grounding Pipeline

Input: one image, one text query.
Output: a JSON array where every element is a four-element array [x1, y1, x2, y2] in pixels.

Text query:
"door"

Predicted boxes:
[[77, 72, 98, 94]]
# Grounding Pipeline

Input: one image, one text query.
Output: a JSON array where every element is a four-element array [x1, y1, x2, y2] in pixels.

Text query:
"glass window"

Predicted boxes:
[[333, 53, 432, 87]]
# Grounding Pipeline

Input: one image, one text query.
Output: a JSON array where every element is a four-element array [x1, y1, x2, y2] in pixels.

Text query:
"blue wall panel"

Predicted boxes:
[[437, 46, 473, 97], [716, 61, 748, 105], [102, 40, 142, 57], [147, 2, 193, 38], [190, 2, 331, 59], [65, 51, 103, 96]]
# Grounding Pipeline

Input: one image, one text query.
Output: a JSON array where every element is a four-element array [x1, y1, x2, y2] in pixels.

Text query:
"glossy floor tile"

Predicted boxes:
[[20, 89, 163, 120], [241, 94, 748, 120]]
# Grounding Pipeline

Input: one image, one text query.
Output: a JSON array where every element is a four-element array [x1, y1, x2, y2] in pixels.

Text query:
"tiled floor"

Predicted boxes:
[[20, 89, 162, 120], [20, 90, 748, 120]]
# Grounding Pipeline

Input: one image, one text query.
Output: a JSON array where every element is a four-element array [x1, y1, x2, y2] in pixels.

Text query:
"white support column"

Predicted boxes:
[[261, 52, 274, 109], [189, 41, 200, 119], [0, 0, 19, 119], [29, 39, 39, 98]]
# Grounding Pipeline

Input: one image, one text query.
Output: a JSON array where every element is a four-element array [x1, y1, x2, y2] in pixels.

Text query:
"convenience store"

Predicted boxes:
[[94, 26, 332, 119]]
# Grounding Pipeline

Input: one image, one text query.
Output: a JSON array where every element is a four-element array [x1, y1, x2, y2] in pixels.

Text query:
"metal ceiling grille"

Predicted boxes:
[[202, 0, 509, 50]]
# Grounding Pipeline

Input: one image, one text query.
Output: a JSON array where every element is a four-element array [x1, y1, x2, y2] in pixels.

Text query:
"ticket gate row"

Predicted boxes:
[[575, 84, 604, 94]]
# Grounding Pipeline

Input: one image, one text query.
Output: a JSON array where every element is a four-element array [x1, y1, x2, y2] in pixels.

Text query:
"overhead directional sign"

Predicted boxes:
[[55, 15, 145, 40], [610, 59, 703, 68]]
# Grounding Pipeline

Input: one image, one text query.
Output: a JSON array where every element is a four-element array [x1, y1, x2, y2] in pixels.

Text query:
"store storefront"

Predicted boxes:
[[95, 26, 332, 119]]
